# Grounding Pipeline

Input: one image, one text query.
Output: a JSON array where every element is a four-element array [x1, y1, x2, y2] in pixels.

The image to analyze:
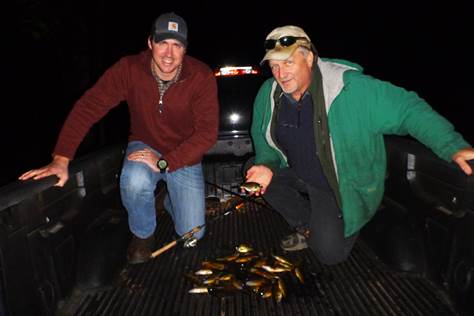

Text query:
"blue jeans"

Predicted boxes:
[[120, 141, 205, 240]]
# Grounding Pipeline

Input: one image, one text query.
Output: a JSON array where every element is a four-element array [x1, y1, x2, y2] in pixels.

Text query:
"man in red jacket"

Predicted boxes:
[[19, 12, 219, 264]]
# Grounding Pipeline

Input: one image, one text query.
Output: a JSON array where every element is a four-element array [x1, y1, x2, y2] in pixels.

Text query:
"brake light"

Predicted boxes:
[[215, 66, 260, 77]]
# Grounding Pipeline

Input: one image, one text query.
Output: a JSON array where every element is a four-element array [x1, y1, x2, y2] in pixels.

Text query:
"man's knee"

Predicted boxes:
[[120, 166, 155, 197]]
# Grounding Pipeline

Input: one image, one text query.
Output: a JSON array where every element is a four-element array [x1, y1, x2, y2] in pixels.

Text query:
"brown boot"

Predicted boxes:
[[127, 234, 155, 264]]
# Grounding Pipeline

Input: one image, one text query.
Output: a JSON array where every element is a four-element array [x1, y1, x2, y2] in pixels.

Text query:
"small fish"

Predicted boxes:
[[274, 288, 283, 303], [294, 267, 304, 284], [216, 253, 240, 262], [277, 278, 286, 298], [189, 287, 209, 294], [245, 279, 266, 287], [202, 275, 221, 285], [250, 267, 275, 280], [259, 285, 273, 299], [253, 258, 267, 268], [261, 265, 288, 273], [235, 255, 258, 263], [272, 255, 294, 268], [236, 244, 253, 254], [218, 273, 234, 281], [202, 261, 226, 270], [232, 280, 244, 290], [275, 262, 293, 271], [195, 269, 213, 276], [240, 182, 262, 193]]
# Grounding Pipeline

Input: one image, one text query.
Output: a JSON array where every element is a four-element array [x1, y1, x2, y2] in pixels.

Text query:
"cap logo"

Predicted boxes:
[[168, 22, 179, 32]]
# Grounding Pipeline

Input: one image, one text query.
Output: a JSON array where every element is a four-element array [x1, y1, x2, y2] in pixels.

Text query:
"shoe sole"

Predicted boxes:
[[281, 244, 308, 251], [280, 233, 308, 251]]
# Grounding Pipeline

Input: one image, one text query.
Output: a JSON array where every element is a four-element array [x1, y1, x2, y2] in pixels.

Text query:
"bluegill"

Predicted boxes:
[[240, 182, 262, 193], [189, 287, 209, 294], [294, 267, 304, 284], [195, 269, 213, 276], [272, 254, 293, 268], [201, 261, 226, 270], [216, 253, 240, 262], [236, 244, 253, 253]]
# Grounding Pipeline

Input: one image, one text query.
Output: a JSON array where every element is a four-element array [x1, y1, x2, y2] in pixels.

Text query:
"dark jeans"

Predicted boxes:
[[264, 167, 358, 265]]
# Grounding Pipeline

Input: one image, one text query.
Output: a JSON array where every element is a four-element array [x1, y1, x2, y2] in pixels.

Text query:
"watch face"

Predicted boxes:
[[158, 159, 168, 169]]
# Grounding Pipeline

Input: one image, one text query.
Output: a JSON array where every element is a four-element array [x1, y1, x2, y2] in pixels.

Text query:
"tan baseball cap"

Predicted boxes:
[[261, 25, 313, 64]]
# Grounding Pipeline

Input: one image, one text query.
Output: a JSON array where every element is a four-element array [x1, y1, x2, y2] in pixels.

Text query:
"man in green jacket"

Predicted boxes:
[[246, 25, 474, 265]]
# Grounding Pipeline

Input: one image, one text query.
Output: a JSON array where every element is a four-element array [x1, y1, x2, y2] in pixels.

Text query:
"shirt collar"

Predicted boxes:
[[283, 90, 310, 106]]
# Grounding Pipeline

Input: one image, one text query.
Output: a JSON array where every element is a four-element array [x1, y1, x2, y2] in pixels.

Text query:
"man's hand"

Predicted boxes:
[[19, 155, 70, 187], [452, 147, 474, 175], [127, 148, 160, 172], [245, 165, 273, 195]]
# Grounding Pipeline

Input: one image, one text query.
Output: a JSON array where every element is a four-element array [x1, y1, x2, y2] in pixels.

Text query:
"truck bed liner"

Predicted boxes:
[[59, 201, 459, 316]]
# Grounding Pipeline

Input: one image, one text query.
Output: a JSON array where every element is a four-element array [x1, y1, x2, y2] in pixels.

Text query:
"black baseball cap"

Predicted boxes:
[[151, 12, 188, 47]]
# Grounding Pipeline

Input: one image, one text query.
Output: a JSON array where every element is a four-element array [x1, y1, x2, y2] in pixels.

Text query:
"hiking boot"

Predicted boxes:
[[127, 234, 155, 264], [280, 231, 309, 251]]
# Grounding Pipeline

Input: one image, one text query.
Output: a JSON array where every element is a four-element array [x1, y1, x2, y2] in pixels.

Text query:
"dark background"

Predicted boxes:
[[2, 0, 473, 187]]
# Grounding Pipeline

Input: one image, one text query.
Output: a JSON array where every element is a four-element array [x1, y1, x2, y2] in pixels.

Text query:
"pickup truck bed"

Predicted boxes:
[[1, 137, 472, 315], [58, 202, 458, 315]]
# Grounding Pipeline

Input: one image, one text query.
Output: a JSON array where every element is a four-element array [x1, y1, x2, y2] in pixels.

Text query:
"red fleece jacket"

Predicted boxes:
[[54, 50, 219, 171]]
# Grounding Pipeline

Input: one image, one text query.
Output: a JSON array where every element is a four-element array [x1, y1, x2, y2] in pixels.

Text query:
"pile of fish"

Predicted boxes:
[[185, 244, 304, 302]]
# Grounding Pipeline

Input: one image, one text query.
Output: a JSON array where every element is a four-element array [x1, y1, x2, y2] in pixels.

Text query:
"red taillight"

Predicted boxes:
[[215, 66, 260, 77]]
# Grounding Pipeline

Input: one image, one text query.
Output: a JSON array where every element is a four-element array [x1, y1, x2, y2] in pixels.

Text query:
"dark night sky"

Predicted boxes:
[[2, 0, 473, 186]]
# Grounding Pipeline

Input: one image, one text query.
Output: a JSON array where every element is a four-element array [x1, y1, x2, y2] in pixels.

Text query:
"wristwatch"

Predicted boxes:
[[156, 158, 168, 173]]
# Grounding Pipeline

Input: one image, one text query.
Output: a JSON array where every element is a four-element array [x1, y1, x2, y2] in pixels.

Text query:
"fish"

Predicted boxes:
[[275, 262, 293, 271], [189, 287, 209, 294], [259, 285, 273, 299], [274, 288, 283, 303], [232, 280, 244, 290], [201, 261, 226, 270], [235, 255, 258, 263], [245, 279, 266, 287], [277, 278, 286, 298], [236, 244, 253, 254], [195, 269, 213, 276], [216, 253, 240, 262], [249, 267, 275, 280], [202, 274, 221, 285], [240, 182, 262, 193], [186, 243, 305, 301], [272, 255, 294, 268], [294, 267, 304, 284], [253, 258, 267, 268], [218, 273, 234, 281], [261, 265, 289, 273]]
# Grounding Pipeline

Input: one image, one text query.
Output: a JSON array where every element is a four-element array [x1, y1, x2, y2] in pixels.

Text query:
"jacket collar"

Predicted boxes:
[[317, 58, 358, 111]]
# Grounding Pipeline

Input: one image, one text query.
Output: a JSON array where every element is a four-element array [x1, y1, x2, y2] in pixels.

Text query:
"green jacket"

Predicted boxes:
[[251, 58, 471, 236]]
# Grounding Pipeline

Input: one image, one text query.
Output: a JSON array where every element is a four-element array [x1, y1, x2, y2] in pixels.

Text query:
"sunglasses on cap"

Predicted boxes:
[[264, 36, 309, 50]]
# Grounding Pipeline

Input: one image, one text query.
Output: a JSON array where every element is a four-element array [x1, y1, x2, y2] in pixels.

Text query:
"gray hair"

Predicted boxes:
[[296, 46, 312, 58]]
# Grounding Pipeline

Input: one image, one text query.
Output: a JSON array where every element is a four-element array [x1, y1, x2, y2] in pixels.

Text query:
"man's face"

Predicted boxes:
[[268, 48, 313, 100], [148, 38, 186, 80]]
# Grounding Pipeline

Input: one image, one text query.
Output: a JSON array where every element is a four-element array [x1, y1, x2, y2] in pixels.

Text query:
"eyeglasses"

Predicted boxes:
[[264, 36, 309, 50]]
